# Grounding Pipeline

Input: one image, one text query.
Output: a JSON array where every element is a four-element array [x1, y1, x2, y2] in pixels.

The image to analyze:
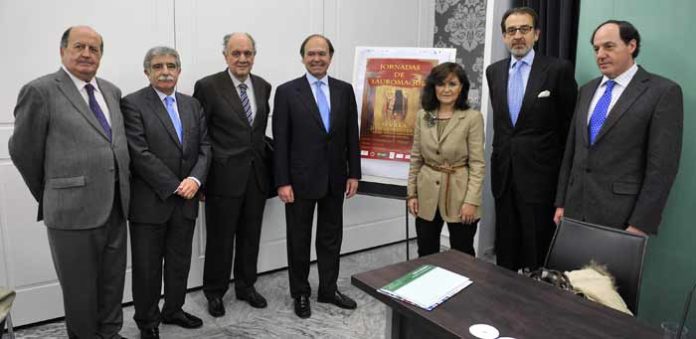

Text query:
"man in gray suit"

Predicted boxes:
[[122, 47, 211, 339], [9, 26, 130, 338], [554, 20, 683, 235]]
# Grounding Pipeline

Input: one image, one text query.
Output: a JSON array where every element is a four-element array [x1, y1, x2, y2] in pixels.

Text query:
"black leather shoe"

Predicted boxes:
[[161, 311, 203, 329], [139, 328, 159, 339], [237, 288, 268, 308], [318, 290, 357, 309], [294, 295, 311, 319], [208, 297, 225, 317]]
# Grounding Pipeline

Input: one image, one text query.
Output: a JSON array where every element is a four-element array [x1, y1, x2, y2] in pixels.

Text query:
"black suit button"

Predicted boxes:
[[585, 168, 592, 173], [435, 181, 440, 185], [109, 168, 115, 172]]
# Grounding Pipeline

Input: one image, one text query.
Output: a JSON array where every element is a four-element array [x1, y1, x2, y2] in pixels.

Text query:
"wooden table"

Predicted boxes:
[[351, 250, 661, 338]]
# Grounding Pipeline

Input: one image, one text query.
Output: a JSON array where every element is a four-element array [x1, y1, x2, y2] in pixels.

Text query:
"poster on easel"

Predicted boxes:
[[353, 47, 456, 187]]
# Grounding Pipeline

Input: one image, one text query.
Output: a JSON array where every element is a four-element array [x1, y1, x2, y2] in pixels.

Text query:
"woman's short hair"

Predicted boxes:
[[421, 62, 470, 111]]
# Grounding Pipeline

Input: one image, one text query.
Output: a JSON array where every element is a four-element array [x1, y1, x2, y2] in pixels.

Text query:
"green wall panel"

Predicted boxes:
[[577, 0, 696, 329]]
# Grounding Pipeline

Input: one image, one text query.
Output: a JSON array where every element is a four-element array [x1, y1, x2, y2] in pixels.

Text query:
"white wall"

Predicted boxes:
[[0, 0, 434, 326]]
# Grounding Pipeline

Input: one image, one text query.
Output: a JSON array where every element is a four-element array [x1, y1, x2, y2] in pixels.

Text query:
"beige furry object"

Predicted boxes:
[[565, 262, 633, 315]]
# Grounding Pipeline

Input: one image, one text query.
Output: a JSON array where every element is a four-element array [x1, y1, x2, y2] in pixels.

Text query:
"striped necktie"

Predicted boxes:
[[239, 83, 253, 125]]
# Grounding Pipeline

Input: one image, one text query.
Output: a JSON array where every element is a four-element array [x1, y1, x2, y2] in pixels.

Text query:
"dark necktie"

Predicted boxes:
[[239, 83, 253, 125], [84, 83, 112, 141], [588, 80, 616, 145]]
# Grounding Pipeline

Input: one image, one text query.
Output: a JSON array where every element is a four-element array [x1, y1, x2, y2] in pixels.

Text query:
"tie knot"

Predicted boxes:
[[84, 83, 95, 93], [315, 80, 323, 88], [514, 60, 525, 70], [605, 80, 616, 90], [239, 83, 248, 91], [164, 96, 174, 105]]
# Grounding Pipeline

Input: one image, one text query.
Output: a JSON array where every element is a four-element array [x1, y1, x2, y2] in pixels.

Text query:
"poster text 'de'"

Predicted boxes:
[[359, 58, 436, 163]]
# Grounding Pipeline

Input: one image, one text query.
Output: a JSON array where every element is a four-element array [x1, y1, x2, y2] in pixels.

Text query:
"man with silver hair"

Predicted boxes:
[[193, 32, 272, 317], [122, 46, 211, 339]]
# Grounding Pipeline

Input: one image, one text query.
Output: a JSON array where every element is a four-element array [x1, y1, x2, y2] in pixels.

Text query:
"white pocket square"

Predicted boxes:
[[537, 90, 551, 98]]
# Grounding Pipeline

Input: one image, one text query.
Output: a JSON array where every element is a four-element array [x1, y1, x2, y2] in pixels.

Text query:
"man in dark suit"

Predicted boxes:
[[273, 34, 361, 319], [122, 46, 211, 339], [486, 7, 578, 271], [555, 20, 682, 235], [9, 26, 130, 339], [193, 32, 272, 316]]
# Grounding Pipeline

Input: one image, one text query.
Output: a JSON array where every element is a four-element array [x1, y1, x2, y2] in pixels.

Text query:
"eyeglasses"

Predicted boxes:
[[505, 25, 534, 36]]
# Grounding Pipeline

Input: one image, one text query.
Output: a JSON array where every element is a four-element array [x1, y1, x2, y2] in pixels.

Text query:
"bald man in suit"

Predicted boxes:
[[193, 32, 272, 316], [9, 26, 130, 339]]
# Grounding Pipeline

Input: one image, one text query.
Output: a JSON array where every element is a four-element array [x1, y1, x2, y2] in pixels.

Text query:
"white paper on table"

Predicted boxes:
[[389, 266, 472, 309]]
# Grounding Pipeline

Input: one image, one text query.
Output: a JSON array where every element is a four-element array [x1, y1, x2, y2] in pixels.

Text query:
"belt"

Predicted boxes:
[[424, 162, 467, 216]]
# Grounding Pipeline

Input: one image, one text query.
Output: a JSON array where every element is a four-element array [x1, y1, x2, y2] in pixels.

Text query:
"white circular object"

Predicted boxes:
[[468, 323, 500, 339]]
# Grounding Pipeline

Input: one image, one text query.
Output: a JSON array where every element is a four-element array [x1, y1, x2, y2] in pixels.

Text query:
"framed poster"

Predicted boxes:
[[353, 47, 456, 187]]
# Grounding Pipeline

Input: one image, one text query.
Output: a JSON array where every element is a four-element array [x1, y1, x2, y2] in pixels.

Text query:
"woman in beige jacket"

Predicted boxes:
[[407, 62, 485, 257]]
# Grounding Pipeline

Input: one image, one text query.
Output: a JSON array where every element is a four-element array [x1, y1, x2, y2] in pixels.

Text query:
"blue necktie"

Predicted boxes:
[[507, 60, 525, 126], [164, 96, 183, 143], [84, 84, 112, 141], [238, 83, 253, 125], [314, 81, 330, 132], [588, 80, 616, 145]]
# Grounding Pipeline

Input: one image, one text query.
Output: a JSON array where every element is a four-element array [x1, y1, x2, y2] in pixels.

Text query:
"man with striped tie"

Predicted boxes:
[[555, 20, 683, 235], [193, 32, 273, 317]]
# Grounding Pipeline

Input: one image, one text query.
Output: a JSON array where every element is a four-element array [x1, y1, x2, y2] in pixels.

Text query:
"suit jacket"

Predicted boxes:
[[9, 68, 130, 229], [486, 54, 577, 203], [272, 75, 361, 199], [193, 71, 272, 197], [121, 86, 211, 224], [407, 109, 485, 222], [555, 66, 683, 234]]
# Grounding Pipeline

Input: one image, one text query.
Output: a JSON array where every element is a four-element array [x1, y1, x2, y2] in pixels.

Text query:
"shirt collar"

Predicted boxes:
[[228, 70, 253, 89], [153, 87, 176, 103], [510, 49, 535, 70], [600, 63, 638, 88], [62, 65, 99, 92], [306, 73, 329, 87]]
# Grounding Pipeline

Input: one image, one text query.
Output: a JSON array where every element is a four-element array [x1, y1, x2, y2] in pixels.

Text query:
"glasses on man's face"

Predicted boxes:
[[505, 25, 533, 36]]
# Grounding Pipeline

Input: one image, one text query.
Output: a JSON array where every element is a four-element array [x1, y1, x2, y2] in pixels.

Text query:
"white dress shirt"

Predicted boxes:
[[62, 65, 111, 125], [587, 63, 639, 124]]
